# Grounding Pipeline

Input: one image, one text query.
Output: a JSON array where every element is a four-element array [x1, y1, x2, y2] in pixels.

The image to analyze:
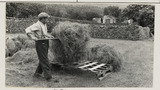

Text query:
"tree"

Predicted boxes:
[[103, 6, 122, 22], [122, 4, 155, 34], [6, 3, 18, 17], [85, 12, 101, 21], [122, 4, 154, 22], [6, 3, 46, 18], [103, 6, 121, 17]]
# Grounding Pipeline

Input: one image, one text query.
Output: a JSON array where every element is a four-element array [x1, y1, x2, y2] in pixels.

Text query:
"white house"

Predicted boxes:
[[103, 15, 116, 24], [92, 18, 102, 23], [128, 19, 133, 24]]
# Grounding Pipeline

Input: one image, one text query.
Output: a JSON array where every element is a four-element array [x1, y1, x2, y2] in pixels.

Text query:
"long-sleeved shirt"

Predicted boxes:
[[25, 21, 48, 39]]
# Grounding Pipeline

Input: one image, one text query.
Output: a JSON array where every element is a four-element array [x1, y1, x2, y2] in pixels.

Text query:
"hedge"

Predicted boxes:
[[6, 16, 93, 33], [89, 24, 150, 40], [6, 17, 150, 40]]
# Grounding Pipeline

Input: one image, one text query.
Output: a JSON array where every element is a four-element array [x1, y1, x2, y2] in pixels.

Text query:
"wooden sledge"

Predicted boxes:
[[37, 38, 58, 40], [51, 61, 113, 80]]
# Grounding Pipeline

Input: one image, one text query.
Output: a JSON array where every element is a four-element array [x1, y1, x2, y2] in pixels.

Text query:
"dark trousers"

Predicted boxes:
[[35, 40, 52, 79]]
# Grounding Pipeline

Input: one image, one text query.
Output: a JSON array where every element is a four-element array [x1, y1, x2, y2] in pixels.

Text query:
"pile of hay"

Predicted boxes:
[[50, 21, 122, 72], [6, 34, 35, 57], [50, 21, 90, 65], [88, 45, 122, 72], [6, 48, 38, 65]]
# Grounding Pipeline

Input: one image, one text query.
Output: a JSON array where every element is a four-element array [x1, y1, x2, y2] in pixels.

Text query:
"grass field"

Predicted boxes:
[[5, 34, 153, 87]]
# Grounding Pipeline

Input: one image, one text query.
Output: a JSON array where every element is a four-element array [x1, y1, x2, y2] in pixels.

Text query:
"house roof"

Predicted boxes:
[[103, 15, 116, 19]]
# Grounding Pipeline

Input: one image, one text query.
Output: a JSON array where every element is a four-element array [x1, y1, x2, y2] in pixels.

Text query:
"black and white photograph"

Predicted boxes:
[[4, 1, 155, 88]]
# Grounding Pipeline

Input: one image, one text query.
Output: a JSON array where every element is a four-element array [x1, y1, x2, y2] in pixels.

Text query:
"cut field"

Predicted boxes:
[[5, 34, 153, 87]]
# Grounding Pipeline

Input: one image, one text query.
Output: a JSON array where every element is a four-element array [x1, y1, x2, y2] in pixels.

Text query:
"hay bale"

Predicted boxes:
[[16, 34, 29, 45], [12, 38, 22, 51], [12, 34, 35, 49], [6, 38, 17, 56], [88, 44, 122, 72], [51, 21, 90, 65]]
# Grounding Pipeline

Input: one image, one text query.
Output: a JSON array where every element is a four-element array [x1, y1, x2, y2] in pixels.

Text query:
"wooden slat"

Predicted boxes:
[[88, 64, 106, 71], [98, 72, 111, 80], [78, 62, 97, 69], [77, 61, 92, 66]]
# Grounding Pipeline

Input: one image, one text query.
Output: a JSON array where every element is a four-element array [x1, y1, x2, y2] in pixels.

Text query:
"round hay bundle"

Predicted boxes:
[[12, 38, 22, 51], [16, 34, 29, 45], [51, 21, 90, 65], [88, 45, 122, 72], [6, 38, 17, 56]]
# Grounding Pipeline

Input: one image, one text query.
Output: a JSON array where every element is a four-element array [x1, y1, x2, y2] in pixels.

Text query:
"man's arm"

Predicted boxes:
[[27, 32, 38, 41], [25, 25, 39, 41]]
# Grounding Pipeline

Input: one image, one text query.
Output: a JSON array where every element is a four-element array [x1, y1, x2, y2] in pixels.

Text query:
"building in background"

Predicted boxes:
[[103, 15, 116, 24], [92, 15, 116, 24], [92, 18, 103, 23]]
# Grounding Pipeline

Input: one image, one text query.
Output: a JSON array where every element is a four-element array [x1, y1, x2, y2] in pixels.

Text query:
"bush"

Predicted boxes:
[[89, 24, 150, 40], [6, 18, 36, 33], [6, 16, 93, 33]]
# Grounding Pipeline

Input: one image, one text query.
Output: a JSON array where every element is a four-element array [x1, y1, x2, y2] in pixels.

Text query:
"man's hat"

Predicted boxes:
[[38, 12, 50, 19]]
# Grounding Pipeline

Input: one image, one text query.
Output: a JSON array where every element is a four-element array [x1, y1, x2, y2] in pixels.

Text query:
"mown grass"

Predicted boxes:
[[5, 34, 153, 87]]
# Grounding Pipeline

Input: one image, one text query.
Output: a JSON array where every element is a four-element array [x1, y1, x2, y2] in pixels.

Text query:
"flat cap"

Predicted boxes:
[[38, 12, 50, 19]]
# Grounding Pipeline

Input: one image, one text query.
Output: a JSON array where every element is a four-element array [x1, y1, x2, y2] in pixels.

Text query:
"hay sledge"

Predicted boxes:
[[50, 21, 122, 80]]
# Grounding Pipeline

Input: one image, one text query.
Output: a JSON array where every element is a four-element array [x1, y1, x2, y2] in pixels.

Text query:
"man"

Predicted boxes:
[[25, 12, 54, 81]]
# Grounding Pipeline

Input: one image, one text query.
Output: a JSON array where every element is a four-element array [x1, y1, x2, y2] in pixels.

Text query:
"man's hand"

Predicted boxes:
[[45, 34, 54, 38], [27, 33, 38, 41], [32, 37, 38, 41]]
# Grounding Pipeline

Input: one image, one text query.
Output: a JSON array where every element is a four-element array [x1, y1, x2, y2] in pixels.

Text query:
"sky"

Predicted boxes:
[[45, 2, 131, 9], [45, 2, 154, 9]]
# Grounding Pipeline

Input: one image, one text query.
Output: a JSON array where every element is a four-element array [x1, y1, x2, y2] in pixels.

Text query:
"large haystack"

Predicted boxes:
[[50, 21, 90, 65], [50, 21, 122, 72]]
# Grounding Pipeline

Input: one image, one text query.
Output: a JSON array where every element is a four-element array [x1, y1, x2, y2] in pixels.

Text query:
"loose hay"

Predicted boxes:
[[88, 44, 122, 72], [51, 21, 90, 65], [16, 34, 29, 45], [6, 49, 38, 65], [50, 21, 122, 72], [23, 40, 35, 48], [6, 34, 35, 57]]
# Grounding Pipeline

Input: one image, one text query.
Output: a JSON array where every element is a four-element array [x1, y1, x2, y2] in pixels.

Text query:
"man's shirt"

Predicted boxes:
[[25, 21, 48, 39]]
